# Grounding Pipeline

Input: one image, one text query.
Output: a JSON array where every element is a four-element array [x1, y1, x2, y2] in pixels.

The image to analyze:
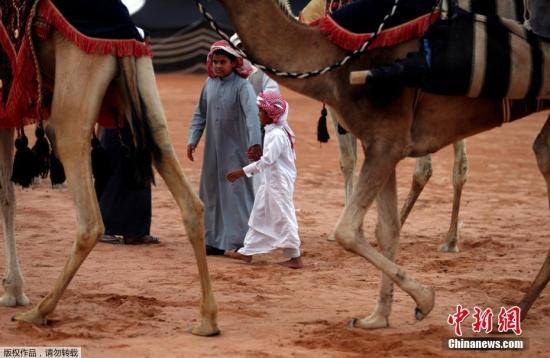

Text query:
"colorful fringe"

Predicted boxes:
[[313, 11, 440, 51]]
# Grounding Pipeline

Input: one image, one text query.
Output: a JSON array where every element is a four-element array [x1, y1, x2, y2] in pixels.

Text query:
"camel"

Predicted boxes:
[[213, 0, 550, 329], [299, 0, 529, 251], [0, 27, 219, 334]]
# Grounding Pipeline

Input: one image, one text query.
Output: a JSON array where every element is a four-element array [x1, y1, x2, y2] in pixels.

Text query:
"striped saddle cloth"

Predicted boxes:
[[423, 9, 550, 100]]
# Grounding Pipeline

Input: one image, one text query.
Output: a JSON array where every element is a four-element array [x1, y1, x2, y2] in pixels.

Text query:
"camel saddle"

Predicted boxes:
[[0, 0, 151, 129]]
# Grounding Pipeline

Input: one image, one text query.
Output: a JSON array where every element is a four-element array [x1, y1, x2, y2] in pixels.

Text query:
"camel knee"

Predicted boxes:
[[452, 157, 468, 188], [413, 160, 432, 187], [453, 163, 468, 187], [334, 225, 358, 252], [340, 156, 355, 178], [76, 223, 104, 250], [407, 157, 433, 197]]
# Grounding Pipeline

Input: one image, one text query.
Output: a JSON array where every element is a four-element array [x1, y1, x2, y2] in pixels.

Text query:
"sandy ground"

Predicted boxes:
[[1, 74, 550, 357]]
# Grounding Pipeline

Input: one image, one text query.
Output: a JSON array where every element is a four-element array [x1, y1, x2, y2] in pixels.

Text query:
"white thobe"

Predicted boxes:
[[238, 124, 301, 258], [247, 68, 280, 194]]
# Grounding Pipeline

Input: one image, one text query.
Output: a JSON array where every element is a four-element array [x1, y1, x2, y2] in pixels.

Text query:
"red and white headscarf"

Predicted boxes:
[[206, 40, 253, 78], [257, 92, 296, 149]]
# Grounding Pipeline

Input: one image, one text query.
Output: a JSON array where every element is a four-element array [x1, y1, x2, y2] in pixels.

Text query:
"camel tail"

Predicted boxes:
[[117, 56, 162, 188]]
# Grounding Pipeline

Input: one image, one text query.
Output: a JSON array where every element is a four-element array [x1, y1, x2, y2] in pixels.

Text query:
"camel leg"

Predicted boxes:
[[329, 107, 357, 205], [135, 57, 219, 336], [352, 171, 400, 329], [518, 115, 550, 319], [328, 107, 357, 241], [334, 144, 435, 325], [12, 36, 113, 324], [0, 128, 30, 307], [400, 155, 432, 226], [440, 140, 467, 252], [519, 252, 550, 320]]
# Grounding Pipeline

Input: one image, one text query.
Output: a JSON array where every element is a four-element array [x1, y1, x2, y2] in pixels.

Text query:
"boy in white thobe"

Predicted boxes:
[[230, 33, 280, 194], [226, 92, 303, 269]]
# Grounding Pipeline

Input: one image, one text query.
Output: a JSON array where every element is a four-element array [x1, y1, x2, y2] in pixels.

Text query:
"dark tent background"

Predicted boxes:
[[131, 0, 311, 73]]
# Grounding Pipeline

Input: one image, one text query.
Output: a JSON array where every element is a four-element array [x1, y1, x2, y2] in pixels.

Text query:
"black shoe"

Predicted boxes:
[[206, 245, 225, 256]]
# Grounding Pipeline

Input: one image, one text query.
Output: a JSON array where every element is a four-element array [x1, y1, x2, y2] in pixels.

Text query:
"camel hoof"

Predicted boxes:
[[190, 322, 220, 337], [326, 234, 336, 242], [11, 308, 47, 325], [0, 294, 16, 307], [415, 287, 435, 321], [348, 315, 389, 329], [415, 307, 426, 321], [0, 293, 30, 307], [438, 243, 459, 253]]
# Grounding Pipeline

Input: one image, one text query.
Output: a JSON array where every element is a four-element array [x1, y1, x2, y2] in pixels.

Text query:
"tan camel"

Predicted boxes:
[[0, 31, 219, 335], [215, 0, 550, 328]]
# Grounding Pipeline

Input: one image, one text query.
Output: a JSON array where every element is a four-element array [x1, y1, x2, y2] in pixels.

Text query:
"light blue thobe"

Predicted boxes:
[[188, 72, 262, 250]]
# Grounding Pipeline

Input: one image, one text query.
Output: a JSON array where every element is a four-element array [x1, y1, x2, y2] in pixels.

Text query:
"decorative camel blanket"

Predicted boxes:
[[0, 0, 151, 129], [312, 0, 440, 51], [419, 9, 550, 122], [422, 10, 550, 101]]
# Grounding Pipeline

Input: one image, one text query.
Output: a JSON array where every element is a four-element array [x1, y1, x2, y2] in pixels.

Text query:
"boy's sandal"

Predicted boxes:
[[123, 235, 161, 245]]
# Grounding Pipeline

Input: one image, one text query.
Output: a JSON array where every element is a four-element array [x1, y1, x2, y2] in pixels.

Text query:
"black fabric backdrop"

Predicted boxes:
[[129, 0, 311, 72], [51, 0, 144, 41]]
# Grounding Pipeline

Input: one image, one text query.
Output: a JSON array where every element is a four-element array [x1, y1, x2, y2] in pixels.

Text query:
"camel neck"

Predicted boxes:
[[217, 0, 347, 102]]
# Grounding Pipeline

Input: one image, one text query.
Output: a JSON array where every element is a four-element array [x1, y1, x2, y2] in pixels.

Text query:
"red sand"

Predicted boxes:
[[1, 74, 549, 357]]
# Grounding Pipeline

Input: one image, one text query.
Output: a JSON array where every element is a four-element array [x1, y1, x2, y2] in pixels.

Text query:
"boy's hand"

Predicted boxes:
[[247, 144, 262, 161], [226, 169, 245, 182], [187, 144, 197, 161]]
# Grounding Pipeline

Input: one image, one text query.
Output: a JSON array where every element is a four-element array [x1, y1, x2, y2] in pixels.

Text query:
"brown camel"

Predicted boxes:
[[0, 31, 219, 335], [299, 0, 530, 252], [215, 0, 550, 328]]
